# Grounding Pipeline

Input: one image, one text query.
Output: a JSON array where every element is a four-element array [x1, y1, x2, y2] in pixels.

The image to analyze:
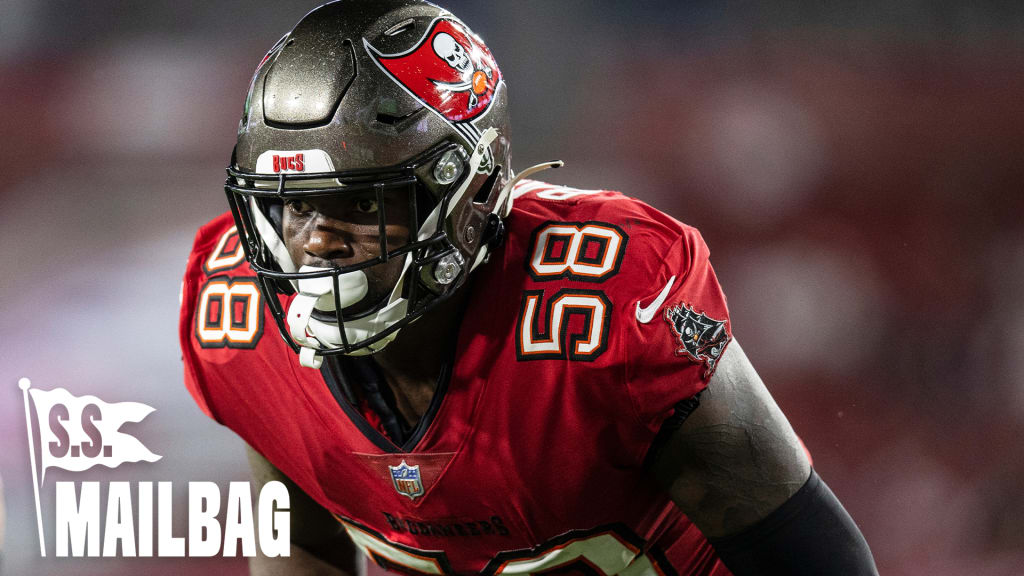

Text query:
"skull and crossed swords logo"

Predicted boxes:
[[431, 32, 493, 111]]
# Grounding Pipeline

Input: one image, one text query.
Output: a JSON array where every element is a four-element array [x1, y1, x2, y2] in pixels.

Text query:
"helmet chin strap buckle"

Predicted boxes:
[[299, 347, 324, 369], [288, 292, 321, 346]]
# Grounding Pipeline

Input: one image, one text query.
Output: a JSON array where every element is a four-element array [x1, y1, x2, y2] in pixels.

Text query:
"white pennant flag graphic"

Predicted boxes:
[[19, 378, 162, 556], [27, 385, 162, 482]]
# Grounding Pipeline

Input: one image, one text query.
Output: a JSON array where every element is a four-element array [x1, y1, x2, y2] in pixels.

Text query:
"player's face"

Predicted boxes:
[[281, 190, 412, 315]]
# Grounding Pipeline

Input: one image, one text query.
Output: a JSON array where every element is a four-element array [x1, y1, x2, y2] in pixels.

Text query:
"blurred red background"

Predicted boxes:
[[1, 2, 1022, 575]]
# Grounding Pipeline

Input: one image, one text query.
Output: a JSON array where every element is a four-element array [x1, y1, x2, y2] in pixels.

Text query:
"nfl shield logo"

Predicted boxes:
[[389, 460, 425, 500]]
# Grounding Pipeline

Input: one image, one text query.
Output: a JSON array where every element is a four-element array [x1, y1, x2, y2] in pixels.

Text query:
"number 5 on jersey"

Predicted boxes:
[[195, 277, 264, 349], [516, 289, 612, 361]]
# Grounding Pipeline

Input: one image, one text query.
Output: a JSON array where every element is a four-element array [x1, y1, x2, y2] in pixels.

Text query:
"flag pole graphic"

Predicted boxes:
[[19, 378, 46, 557]]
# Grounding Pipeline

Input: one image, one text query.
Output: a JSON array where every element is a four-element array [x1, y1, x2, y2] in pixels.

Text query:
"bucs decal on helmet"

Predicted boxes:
[[664, 303, 730, 378], [364, 18, 502, 125]]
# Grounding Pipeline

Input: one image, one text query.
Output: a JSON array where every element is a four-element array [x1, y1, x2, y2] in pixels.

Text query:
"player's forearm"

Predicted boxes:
[[708, 469, 878, 576]]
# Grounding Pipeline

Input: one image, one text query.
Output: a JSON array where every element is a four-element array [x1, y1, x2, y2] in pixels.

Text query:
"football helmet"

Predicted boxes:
[[225, 0, 541, 368]]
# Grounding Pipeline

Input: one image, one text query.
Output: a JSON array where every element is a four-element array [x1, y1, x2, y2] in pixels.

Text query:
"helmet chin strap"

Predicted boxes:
[[288, 267, 368, 344], [496, 160, 564, 218], [468, 158, 565, 272], [286, 128, 500, 369], [288, 263, 410, 368]]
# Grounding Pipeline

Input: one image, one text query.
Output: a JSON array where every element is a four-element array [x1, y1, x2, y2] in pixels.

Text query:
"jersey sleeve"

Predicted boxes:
[[178, 212, 240, 424], [624, 224, 732, 433]]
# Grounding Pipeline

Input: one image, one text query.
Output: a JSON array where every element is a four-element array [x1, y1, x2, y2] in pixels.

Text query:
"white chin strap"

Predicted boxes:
[[494, 160, 564, 218], [289, 264, 411, 369]]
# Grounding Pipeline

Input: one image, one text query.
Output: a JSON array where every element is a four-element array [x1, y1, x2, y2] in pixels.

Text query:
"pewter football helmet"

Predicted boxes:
[[225, 0, 512, 367]]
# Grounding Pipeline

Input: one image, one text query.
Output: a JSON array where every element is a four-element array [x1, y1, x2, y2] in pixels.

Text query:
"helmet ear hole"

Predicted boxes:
[[473, 165, 502, 205]]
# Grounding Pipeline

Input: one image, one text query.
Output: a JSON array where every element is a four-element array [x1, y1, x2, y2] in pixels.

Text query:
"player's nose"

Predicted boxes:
[[302, 216, 356, 264]]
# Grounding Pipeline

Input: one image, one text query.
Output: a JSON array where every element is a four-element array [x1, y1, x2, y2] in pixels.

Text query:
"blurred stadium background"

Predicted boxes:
[[2, 1, 1023, 574]]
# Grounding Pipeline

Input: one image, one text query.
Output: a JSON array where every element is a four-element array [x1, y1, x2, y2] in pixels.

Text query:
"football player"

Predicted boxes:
[[180, 1, 878, 574]]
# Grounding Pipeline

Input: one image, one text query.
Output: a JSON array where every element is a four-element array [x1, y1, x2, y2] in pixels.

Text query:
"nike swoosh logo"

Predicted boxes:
[[635, 275, 677, 324]]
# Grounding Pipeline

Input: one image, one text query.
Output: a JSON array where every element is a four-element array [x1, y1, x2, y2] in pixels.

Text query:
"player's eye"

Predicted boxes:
[[354, 198, 379, 214], [285, 199, 314, 216]]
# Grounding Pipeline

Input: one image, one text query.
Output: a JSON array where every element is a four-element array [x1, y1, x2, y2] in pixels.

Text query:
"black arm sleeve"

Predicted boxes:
[[708, 469, 878, 576]]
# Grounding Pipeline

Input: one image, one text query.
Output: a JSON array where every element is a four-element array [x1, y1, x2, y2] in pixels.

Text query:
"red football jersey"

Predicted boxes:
[[180, 180, 734, 575]]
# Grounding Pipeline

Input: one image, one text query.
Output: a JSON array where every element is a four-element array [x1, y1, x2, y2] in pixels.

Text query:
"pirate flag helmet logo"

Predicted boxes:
[[364, 17, 502, 124]]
